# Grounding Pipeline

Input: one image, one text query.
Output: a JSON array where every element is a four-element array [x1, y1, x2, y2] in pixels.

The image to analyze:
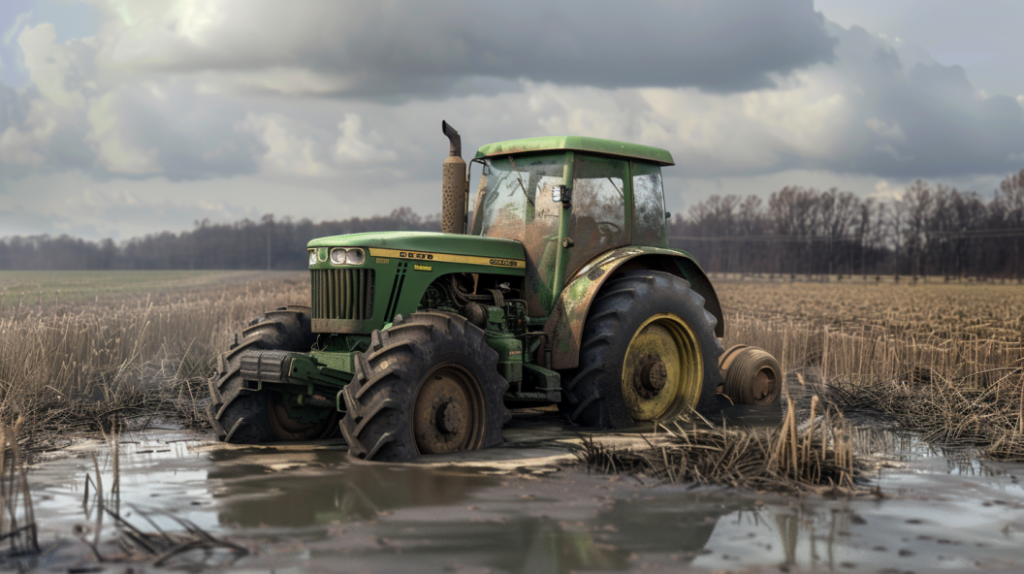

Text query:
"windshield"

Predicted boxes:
[[473, 153, 566, 240], [471, 152, 566, 315]]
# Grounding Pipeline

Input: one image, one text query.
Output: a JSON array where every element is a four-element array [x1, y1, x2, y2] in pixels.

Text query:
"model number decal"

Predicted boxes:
[[399, 251, 434, 261]]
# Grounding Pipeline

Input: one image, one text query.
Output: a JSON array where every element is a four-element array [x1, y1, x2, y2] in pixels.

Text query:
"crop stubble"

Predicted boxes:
[[0, 271, 309, 441], [718, 280, 1024, 461]]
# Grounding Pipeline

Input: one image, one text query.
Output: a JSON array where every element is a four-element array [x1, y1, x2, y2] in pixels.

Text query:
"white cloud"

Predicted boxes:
[[3, 12, 31, 45], [18, 23, 92, 109], [865, 118, 905, 142], [870, 179, 903, 201], [0, 127, 49, 167], [240, 113, 335, 177], [86, 91, 161, 174], [334, 114, 397, 164]]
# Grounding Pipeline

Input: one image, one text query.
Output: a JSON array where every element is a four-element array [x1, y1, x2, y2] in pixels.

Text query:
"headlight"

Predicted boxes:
[[308, 251, 317, 266], [345, 248, 365, 265], [325, 247, 366, 266]]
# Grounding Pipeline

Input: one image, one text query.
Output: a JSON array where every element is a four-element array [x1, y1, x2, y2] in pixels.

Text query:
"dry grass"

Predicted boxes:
[[716, 279, 1024, 461], [0, 419, 38, 558], [579, 397, 860, 494], [0, 271, 309, 438]]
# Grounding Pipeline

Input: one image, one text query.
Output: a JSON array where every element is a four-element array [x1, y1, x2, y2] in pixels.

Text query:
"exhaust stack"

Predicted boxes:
[[441, 120, 468, 234]]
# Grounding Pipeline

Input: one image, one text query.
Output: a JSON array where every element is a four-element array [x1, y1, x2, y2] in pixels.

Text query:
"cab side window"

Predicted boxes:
[[568, 155, 630, 276], [632, 162, 668, 247]]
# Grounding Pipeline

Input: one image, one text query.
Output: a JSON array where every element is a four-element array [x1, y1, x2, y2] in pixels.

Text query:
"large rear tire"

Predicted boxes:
[[559, 271, 724, 428], [340, 312, 511, 462], [207, 306, 339, 443]]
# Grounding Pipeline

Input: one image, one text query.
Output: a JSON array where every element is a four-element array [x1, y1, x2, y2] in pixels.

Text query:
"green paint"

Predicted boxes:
[[308, 234, 525, 335], [288, 353, 351, 387], [308, 231, 525, 261], [475, 136, 674, 166], [486, 333, 523, 384], [308, 350, 357, 375]]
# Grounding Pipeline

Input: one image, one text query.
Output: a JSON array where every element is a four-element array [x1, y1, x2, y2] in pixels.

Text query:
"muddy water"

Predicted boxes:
[[17, 418, 1024, 573]]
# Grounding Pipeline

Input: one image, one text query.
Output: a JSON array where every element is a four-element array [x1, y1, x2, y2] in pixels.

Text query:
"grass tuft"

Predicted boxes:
[[578, 397, 861, 494]]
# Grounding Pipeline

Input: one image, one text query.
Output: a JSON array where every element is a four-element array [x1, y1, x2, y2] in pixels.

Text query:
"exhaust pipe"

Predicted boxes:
[[441, 120, 468, 235]]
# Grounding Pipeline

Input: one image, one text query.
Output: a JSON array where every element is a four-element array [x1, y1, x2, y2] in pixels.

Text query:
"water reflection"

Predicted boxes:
[[202, 448, 764, 573], [313, 490, 756, 573], [21, 428, 1024, 573], [206, 449, 498, 528]]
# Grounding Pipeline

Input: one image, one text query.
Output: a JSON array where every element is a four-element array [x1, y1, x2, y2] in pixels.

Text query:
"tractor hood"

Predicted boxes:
[[308, 231, 526, 270]]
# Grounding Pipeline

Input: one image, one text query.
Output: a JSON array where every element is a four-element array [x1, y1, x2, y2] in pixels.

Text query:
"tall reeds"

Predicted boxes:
[[0, 274, 309, 433], [0, 419, 38, 557]]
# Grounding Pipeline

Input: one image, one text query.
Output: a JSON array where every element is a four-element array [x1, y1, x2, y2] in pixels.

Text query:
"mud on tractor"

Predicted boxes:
[[207, 121, 781, 462]]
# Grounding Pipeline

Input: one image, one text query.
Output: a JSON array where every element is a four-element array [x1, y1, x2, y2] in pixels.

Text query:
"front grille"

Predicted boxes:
[[311, 269, 375, 320]]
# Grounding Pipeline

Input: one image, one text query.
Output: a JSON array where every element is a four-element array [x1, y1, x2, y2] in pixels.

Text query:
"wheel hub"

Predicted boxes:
[[435, 400, 465, 435], [635, 355, 668, 398], [412, 366, 483, 455]]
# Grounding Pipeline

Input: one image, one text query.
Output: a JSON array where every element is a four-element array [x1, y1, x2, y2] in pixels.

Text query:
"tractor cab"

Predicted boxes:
[[468, 137, 673, 316]]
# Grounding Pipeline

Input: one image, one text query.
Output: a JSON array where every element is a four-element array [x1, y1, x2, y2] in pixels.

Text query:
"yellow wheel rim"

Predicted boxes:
[[621, 313, 703, 421]]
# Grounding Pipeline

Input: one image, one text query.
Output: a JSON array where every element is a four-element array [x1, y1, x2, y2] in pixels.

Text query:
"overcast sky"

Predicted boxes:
[[1, 0, 1023, 240]]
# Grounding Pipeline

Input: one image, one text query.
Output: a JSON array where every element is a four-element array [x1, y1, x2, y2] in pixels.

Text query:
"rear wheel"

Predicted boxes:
[[560, 271, 724, 428], [208, 306, 339, 443], [340, 312, 510, 462]]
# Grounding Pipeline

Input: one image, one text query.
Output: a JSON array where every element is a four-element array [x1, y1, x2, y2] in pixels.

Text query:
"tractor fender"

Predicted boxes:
[[543, 246, 724, 370]]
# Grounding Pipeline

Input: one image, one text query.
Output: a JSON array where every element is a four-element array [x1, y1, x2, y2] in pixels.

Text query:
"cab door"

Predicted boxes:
[[565, 154, 632, 279]]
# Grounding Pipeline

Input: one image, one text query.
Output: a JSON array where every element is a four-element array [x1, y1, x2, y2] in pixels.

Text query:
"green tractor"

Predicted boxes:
[[207, 121, 781, 461]]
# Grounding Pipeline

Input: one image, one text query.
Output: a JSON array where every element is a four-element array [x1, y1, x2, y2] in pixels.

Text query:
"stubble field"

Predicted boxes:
[[717, 276, 1024, 460]]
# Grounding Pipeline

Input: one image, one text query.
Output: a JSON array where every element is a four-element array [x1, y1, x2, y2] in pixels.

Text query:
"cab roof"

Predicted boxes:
[[474, 136, 674, 166]]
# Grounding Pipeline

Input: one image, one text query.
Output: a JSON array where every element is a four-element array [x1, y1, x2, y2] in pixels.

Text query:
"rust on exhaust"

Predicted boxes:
[[441, 120, 469, 234]]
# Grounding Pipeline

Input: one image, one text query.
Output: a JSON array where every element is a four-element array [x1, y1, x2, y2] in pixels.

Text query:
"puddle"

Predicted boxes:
[[14, 414, 1024, 573]]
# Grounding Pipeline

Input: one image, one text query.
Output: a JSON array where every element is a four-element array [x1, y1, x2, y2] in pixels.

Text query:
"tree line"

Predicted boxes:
[[4, 169, 1024, 278], [669, 169, 1024, 280], [0, 208, 440, 271]]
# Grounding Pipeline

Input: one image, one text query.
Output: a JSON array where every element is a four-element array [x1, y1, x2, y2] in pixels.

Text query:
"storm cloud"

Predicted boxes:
[[90, 0, 836, 97]]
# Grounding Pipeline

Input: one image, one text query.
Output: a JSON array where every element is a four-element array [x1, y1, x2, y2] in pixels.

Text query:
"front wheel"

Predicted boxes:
[[208, 306, 338, 443], [560, 271, 724, 428], [340, 312, 511, 462]]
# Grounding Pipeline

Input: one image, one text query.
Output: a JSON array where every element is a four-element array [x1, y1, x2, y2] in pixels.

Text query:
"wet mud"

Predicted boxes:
[[10, 409, 1024, 573]]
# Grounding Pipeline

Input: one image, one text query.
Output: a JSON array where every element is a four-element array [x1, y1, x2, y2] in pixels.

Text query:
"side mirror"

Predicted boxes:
[[552, 185, 571, 206]]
